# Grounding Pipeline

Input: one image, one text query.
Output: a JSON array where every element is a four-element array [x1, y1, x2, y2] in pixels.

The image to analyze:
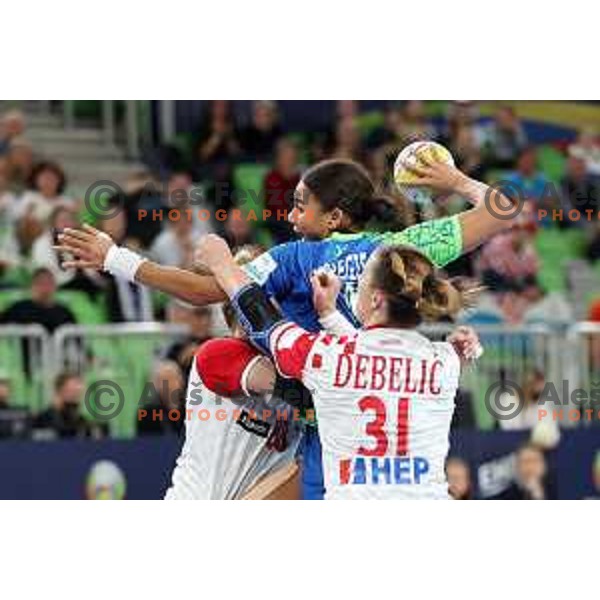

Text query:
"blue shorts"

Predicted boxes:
[[300, 426, 325, 500]]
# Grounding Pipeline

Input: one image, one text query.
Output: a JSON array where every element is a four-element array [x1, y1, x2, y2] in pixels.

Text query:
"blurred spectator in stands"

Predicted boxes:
[[494, 444, 557, 499], [116, 170, 165, 249], [587, 297, 600, 373], [32, 372, 105, 440], [16, 161, 75, 251], [589, 452, 600, 499], [0, 110, 26, 156], [569, 129, 600, 176], [164, 301, 214, 378], [499, 369, 549, 431], [0, 378, 31, 439], [0, 267, 76, 334], [446, 457, 473, 500], [195, 101, 239, 210], [505, 147, 555, 215], [6, 138, 34, 194], [443, 101, 485, 150], [336, 100, 359, 124], [32, 206, 104, 296], [98, 202, 127, 245], [561, 155, 599, 228], [223, 210, 259, 249], [263, 138, 300, 243], [197, 100, 240, 165], [396, 100, 437, 145], [316, 100, 360, 161], [138, 360, 185, 435], [166, 171, 214, 237], [367, 103, 402, 150], [475, 202, 541, 321], [484, 105, 528, 170], [93, 212, 154, 322], [585, 221, 600, 262], [239, 100, 282, 161], [105, 243, 154, 322], [330, 118, 364, 162], [448, 123, 485, 180], [451, 389, 477, 430], [149, 209, 196, 269], [0, 156, 22, 280]]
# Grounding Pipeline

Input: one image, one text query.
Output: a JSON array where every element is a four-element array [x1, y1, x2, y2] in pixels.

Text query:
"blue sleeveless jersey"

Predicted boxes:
[[244, 215, 463, 332]]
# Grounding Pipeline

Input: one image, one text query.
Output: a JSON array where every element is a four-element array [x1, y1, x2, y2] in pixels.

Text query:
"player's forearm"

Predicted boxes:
[[456, 177, 514, 252], [210, 262, 253, 298], [135, 261, 227, 305]]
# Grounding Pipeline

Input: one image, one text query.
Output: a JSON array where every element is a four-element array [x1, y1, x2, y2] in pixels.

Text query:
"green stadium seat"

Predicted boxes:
[[0, 336, 32, 409], [0, 290, 106, 327], [0, 289, 26, 313], [536, 144, 566, 184], [233, 163, 270, 218], [55, 291, 107, 324], [355, 111, 384, 138], [535, 228, 586, 292]]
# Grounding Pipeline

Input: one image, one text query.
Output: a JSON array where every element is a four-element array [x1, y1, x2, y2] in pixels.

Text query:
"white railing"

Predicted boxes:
[[0, 325, 52, 412], [0, 321, 596, 428]]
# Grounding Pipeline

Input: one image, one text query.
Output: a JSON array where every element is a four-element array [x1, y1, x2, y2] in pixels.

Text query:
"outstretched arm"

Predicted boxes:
[[56, 225, 227, 306], [421, 161, 516, 251], [394, 155, 516, 257]]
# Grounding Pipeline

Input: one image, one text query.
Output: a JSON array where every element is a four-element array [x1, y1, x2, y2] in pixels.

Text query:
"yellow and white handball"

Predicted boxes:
[[394, 141, 455, 205]]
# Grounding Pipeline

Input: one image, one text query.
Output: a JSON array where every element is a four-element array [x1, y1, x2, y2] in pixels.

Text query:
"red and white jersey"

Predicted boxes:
[[270, 323, 461, 500], [165, 338, 302, 500]]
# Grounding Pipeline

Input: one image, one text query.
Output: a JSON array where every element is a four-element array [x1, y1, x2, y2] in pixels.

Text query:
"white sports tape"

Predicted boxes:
[[319, 310, 357, 336], [104, 245, 146, 282]]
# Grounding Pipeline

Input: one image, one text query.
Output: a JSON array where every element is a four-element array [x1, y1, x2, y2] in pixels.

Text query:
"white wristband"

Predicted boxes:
[[318, 310, 357, 335], [104, 245, 146, 282]]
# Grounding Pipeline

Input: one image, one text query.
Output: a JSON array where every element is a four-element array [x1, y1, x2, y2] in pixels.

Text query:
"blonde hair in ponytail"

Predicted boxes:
[[371, 245, 482, 325], [418, 276, 482, 321]]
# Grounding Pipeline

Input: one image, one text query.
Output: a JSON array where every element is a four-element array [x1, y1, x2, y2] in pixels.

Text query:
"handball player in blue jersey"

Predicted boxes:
[[57, 154, 515, 498]]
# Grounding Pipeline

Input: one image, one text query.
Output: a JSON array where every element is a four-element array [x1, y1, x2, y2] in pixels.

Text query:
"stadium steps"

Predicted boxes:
[[11, 102, 144, 189]]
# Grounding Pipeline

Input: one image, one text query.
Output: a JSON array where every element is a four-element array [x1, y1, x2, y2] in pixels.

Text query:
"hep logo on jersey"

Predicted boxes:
[[338, 456, 430, 486]]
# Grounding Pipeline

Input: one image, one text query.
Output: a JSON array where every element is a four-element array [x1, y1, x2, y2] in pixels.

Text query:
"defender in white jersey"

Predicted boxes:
[[196, 235, 482, 499], [165, 336, 303, 500]]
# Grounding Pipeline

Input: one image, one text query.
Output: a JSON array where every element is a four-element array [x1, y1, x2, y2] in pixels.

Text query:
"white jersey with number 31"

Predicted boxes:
[[270, 323, 461, 500]]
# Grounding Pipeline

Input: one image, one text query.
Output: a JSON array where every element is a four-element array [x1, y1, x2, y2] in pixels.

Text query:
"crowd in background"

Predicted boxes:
[[1, 102, 600, 493]]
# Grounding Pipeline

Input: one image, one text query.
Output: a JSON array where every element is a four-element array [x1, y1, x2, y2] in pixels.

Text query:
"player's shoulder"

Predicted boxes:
[[273, 322, 356, 355], [432, 340, 461, 371], [195, 337, 261, 397], [195, 337, 258, 376]]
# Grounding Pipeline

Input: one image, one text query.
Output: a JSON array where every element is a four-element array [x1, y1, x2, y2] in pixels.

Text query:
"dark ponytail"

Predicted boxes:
[[302, 159, 405, 230], [362, 195, 409, 231]]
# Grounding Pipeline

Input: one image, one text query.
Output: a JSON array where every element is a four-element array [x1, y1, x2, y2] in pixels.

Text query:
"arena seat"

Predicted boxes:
[[55, 291, 107, 324], [81, 332, 187, 438], [0, 289, 106, 324], [536, 144, 566, 184], [535, 228, 586, 292], [233, 163, 269, 218], [0, 336, 37, 410]]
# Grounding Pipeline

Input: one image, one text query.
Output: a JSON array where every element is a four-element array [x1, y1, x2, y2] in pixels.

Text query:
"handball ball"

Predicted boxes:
[[394, 141, 454, 205]]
